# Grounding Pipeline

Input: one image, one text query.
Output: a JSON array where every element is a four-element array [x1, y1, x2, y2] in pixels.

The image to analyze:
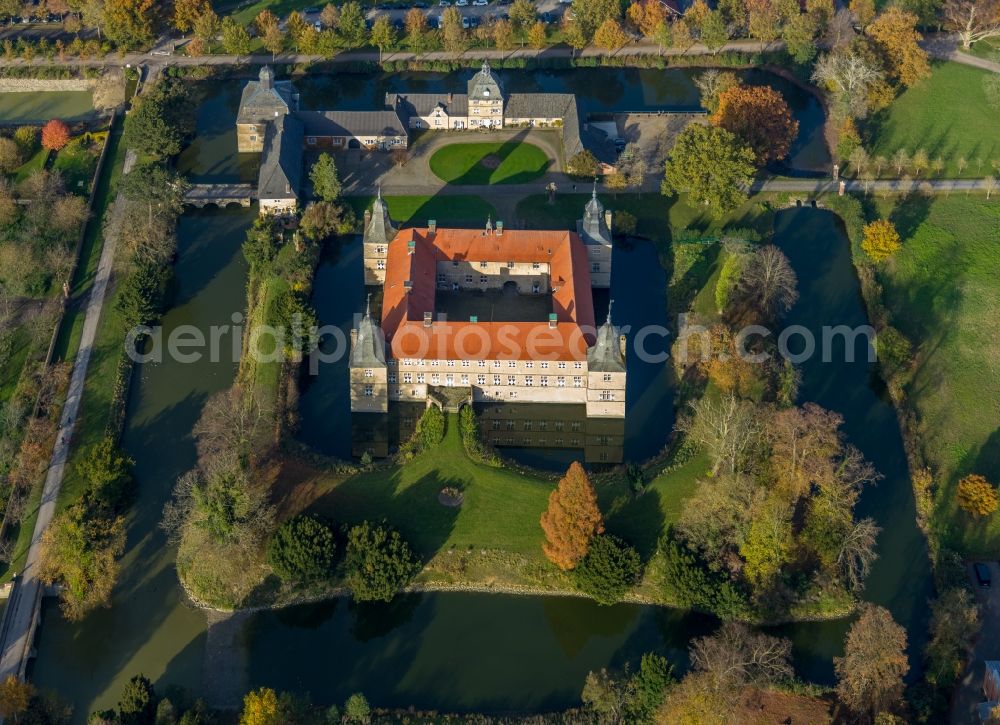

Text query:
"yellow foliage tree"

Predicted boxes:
[[957, 474, 998, 517], [861, 219, 902, 262], [593, 18, 630, 50], [240, 688, 280, 725], [0, 675, 34, 721], [866, 7, 931, 86], [540, 461, 604, 570], [528, 21, 548, 49]]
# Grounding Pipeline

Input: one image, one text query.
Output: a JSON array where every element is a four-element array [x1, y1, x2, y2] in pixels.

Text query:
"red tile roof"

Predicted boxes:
[[381, 227, 596, 361]]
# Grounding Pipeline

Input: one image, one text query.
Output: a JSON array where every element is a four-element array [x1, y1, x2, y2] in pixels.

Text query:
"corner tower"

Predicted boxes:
[[467, 61, 504, 129], [577, 183, 613, 288], [362, 188, 397, 284], [586, 302, 626, 418], [350, 296, 388, 413]]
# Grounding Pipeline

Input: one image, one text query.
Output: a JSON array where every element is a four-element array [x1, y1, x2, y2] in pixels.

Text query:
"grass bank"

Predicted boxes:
[[873, 194, 1000, 554]]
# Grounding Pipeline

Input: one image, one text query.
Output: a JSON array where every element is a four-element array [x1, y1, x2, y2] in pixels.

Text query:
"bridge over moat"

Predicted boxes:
[[183, 183, 256, 208]]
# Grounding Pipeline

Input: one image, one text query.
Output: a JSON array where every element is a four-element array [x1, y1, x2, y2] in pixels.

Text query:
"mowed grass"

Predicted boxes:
[[428, 142, 551, 185], [867, 62, 1000, 178], [346, 194, 496, 227], [287, 415, 710, 563], [876, 195, 1000, 554]]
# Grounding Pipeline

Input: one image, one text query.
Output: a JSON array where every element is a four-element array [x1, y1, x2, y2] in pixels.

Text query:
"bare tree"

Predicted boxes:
[[838, 517, 880, 591], [985, 175, 997, 200], [690, 622, 794, 691], [943, 0, 1000, 48], [680, 394, 765, 476], [193, 385, 268, 468], [738, 245, 799, 322], [824, 7, 857, 49], [812, 51, 883, 119]]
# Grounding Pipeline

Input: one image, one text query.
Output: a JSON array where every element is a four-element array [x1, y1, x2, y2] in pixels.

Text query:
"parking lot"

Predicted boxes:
[[294, 0, 569, 29]]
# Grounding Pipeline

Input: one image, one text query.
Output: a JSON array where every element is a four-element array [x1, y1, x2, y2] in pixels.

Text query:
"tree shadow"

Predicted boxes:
[[973, 428, 1000, 482], [446, 128, 551, 185], [889, 191, 932, 240], [603, 487, 666, 562]]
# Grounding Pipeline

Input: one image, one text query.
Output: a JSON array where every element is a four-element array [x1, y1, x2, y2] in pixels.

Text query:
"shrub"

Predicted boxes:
[[567, 150, 599, 178], [344, 522, 420, 602], [659, 534, 750, 619], [956, 474, 998, 517], [13, 125, 38, 154], [573, 534, 642, 605], [417, 405, 445, 448], [861, 219, 902, 263], [266, 515, 336, 582], [342, 693, 370, 723], [614, 210, 637, 236]]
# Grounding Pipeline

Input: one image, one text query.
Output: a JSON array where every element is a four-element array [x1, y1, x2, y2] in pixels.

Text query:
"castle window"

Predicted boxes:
[[555, 438, 564, 446], [493, 375, 501, 386], [480, 261, 488, 269], [478, 361, 487, 368], [532, 262, 540, 270], [307, 136, 317, 145], [541, 362, 549, 369], [571, 422, 582, 432], [507, 376, 516, 386], [507, 261, 515, 268], [364, 385, 374, 396], [403, 373, 412, 383], [477, 375, 486, 385], [447, 360, 456, 367], [494, 360, 501, 368], [249, 135, 258, 142], [480, 275, 488, 283], [506, 420, 515, 430], [557, 377, 566, 387], [558, 362, 567, 369], [437, 273, 445, 283], [509, 391, 517, 399], [524, 421, 532, 431], [600, 390, 615, 401], [416, 373, 425, 383], [431, 374, 440, 384], [539, 421, 548, 431], [540, 376, 548, 387], [461, 375, 469, 384], [525, 377, 533, 386], [461, 360, 470, 367], [592, 263, 600, 273], [493, 419, 501, 430], [555, 421, 565, 431], [603, 373, 612, 382], [508, 361, 516, 368], [388, 374, 396, 383], [364, 369, 373, 378], [574, 362, 582, 370], [446, 374, 454, 385], [376, 260, 385, 270], [465, 275, 472, 283], [375, 246, 385, 254], [573, 377, 582, 387]]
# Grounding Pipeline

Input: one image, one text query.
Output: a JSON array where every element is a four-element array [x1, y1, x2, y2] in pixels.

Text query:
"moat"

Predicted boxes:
[[25, 69, 928, 720]]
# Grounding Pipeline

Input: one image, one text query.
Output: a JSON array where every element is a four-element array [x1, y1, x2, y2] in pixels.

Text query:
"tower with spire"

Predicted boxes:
[[586, 300, 626, 418], [362, 187, 398, 284], [350, 294, 389, 413], [577, 181, 613, 288], [467, 61, 504, 129]]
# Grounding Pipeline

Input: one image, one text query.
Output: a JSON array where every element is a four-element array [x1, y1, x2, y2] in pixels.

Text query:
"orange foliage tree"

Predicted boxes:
[[957, 474, 999, 517], [540, 461, 604, 570], [41, 119, 70, 151], [710, 84, 799, 164]]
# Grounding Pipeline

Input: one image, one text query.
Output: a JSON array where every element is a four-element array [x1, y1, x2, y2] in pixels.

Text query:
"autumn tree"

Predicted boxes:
[[956, 474, 999, 517], [103, 0, 157, 49], [850, 0, 876, 28], [711, 84, 798, 164], [370, 15, 397, 60], [442, 6, 467, 53], [528, 20, 548, 48], [492, 18, 515, 50], [861, 219, 902, 262], [173, 0, 210, 33], [943, 0, 1000, 48], [627, 0, 667, 37], [865, 7, 930, 87], [41, 118, 71, 151], [661, 124, 756, 217], [694, 69, 740, 113], [572, 0, 622, 39], [221, 16, 252, 56], [510, 0, 538, 31], [835, 604, 909, 716], [540, 461, 605, 570], [320, 3, 340, 29], [404, 8, 429, 52], [0, 676, 33, 722], [593, 17, 629, 49]]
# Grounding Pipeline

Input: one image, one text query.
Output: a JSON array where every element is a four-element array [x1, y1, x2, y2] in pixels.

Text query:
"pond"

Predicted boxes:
[[29, 77, 925, 721], [0, 90, 95, 123]]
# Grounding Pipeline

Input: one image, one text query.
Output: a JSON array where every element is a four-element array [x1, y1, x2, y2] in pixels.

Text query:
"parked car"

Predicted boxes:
[[976, 563, 992, 588], [473, 0, 489, 6], [469, 15, 480, 26], [461, 14, 471, 27], [438, 0, 450, 6], [456, 0, 469, 6], [414, 2, 428, 8]]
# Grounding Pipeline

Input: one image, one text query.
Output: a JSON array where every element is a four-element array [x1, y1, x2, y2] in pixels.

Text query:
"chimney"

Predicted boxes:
[[403, 280, 413, 294], [548, 313, 558, 329], [407, 240, 416, 255], [470, 315, 478, 323], [423, 311, 433, 327], [428, 219, 437, 234], [496, 220, 503, 236], [448, 92, 453, 104]]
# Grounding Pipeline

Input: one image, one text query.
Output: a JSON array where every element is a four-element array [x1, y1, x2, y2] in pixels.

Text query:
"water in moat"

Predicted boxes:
[[30, 73, 927, 720]]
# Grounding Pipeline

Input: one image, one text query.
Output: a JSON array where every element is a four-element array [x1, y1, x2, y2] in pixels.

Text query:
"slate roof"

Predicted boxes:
[[237, 67, 297, 124], [386, 93, 469, 120], [587, 304, 626, 373], [505, 92, 584, 156], [578, 184, 612, 246], [294, 110, 408, 138], [351, 299, 387, 368], [363, 189, 397, 246], [468, 61, 503, 102], [258, 114, 303, 201]]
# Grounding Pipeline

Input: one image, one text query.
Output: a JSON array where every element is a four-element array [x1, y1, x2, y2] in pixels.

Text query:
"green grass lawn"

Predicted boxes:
[[347, 194, 496, 227], [968, 37, 1000, 61], [12, 147, 49, 184], [867, 62, 1000, 178], [428, 142, 551, 185], [0, 327, 30, 408], [875, 194, 1000, 554], [300, 414, 710, 566], [53, 132, 105, 195]]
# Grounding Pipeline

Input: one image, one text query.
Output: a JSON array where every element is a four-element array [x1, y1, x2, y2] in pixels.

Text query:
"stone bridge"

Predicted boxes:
[[183, 183, 256, 208]]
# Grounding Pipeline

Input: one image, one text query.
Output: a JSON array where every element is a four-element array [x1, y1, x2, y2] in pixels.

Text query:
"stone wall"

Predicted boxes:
[[0, 78, 93, 92]]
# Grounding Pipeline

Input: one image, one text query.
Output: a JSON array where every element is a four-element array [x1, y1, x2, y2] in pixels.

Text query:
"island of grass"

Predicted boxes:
[[428, 141, 551, 185]]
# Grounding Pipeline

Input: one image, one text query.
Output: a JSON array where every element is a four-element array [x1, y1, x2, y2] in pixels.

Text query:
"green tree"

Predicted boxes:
[[116, 260, 171, 327], [442, 6, 467, 53], [77, 438, 134, 513], [299, 201, 353, 241], [783, 11, 819, 63], [103, 0, 157, 49], [309, 153, 342, 202], [510, 0, 538, 31], [572, 0, 622, 38], [266, 515, 336, 582], [344, 522, 420, 602], [700, 10, 730, 53], [338, 2, 369, 48], [221, 17, 252, 56], [567, 149, 600, 177], [573, 534, 642, 605], [370, 15, 397, 60], [123, 81, 195, 159], [0, 676, 34, 723], [417, 405, 445, 447], [661, 124, 756, 217], [118, 674, 156, 725], [342, 693, 371, 723]]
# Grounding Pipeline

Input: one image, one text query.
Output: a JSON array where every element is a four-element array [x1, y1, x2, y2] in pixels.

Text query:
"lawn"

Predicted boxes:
[[53, 132, 106, 195], [12, 147, 49, 184], [875, 194, 1000, 554], [866, 61, 1000, 178], [346, 194, 496, 227], [428, 142, 551, 185]]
